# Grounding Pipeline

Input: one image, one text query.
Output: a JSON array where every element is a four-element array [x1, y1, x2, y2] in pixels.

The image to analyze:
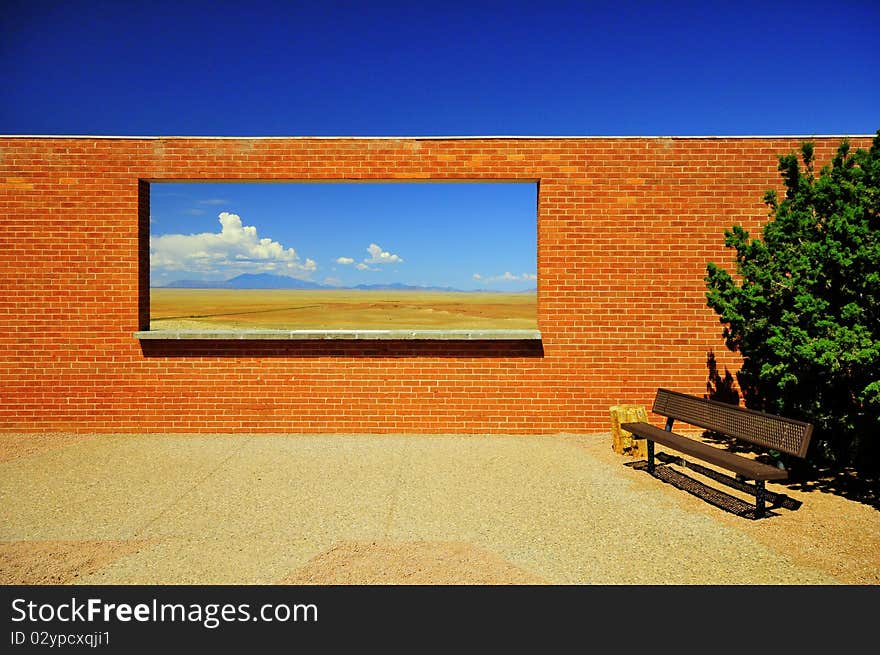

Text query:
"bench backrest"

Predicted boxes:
[[652, 388, 813, 458]]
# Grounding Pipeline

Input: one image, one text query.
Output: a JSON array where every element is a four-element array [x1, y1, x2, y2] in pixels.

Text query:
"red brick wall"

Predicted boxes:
[[0, 135, 870, 433]]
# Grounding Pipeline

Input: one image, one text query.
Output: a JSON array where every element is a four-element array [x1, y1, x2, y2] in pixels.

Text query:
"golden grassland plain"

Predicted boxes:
[[150, 288, 538, 330]]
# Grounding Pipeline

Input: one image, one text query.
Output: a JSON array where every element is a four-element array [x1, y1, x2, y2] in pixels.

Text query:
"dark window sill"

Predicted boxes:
[[134, 329, 542, 341]]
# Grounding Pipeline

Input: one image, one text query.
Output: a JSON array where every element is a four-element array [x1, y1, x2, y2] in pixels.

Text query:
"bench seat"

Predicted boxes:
[[621, 421, 788, 481]]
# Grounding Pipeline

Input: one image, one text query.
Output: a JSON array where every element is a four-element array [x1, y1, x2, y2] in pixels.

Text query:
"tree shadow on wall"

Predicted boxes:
[[704, 350, 739, 405], [701, 350, 751, 453]]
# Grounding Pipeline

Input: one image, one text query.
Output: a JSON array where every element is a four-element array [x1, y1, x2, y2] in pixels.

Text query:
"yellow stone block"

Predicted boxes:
[[610, 404, 649, 458]]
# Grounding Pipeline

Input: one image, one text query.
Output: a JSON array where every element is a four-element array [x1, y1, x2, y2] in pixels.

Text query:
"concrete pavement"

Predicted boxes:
[[0, 433, 856, 584]]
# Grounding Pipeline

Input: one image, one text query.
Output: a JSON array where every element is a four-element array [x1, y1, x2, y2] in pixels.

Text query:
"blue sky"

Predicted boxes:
[[4, 0, 877, 137], [5, 0, 878, 288]]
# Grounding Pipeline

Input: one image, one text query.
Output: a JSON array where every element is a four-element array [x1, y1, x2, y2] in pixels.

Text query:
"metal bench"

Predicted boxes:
[[621, 388, 813, 518]]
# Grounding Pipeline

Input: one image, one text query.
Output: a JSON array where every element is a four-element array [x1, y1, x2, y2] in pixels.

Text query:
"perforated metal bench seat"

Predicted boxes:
[[620, 389, 814, 518], [620, 422, 789, 481]]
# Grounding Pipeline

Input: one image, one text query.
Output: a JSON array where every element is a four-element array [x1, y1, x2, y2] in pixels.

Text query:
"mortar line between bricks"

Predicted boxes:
[[132, 436, 255, 539], [381, 438, 411, 539]]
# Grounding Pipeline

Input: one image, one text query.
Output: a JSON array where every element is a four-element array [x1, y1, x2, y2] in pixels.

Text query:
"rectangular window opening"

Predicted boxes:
[[138, 181, 539, 341]]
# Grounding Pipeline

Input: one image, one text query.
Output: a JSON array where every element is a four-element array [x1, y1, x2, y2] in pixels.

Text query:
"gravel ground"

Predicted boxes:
[[1, 432, 877, 585]]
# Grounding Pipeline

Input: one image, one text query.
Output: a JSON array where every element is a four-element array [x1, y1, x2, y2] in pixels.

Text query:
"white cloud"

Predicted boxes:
[[199, 198, 230, 205], [355, 262, 373, 271], [365, 243, 403, 264], [185, 208, 206, 215], [150, 212, 316, 279], [475, 271, 537, 284], [336, 256, 355, 265]]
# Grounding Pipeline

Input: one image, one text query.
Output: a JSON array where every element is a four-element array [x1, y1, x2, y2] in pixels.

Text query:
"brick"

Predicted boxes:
[[0, 135, 868, 434]]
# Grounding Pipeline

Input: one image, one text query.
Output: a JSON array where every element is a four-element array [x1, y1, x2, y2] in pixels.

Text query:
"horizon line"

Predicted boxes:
[[151, 283, 538, 292]]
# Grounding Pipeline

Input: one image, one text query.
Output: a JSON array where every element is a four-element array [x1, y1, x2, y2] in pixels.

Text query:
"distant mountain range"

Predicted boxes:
[[157, 273, 536, 293]]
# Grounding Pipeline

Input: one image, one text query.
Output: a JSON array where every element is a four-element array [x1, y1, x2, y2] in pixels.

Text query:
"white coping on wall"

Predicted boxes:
[[2, 134, 872, 140], [134, 329, 543, 341]]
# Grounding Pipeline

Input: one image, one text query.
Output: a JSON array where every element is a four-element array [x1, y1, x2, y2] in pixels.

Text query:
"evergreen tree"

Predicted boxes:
[[705, 131, 880, 472]]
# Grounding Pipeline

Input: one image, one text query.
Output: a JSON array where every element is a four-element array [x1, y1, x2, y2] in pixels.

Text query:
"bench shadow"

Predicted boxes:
[[625, 453, 802, 520]]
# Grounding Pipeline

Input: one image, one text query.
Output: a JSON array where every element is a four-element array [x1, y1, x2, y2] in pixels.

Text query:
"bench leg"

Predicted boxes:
[[755, 480, 766, 518], [647, 440, 655, 474]]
